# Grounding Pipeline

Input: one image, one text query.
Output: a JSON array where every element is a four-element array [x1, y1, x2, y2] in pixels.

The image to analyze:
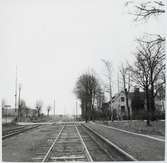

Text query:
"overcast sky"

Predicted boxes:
[[0, 0, 165, 115]]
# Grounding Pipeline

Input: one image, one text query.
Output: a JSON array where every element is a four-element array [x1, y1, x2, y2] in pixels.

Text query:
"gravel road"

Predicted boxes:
[[85, 122, 165, 161], [2, 124, 60, 162]]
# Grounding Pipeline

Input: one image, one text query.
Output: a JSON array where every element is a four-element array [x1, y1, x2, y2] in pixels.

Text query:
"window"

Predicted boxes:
[[121, 97, 124, 102], [121, 106, 125, 113]]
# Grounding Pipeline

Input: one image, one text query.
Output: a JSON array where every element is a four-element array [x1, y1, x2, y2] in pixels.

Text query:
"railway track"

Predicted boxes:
[[3, 126, 25, 135], [2, 125, 40, 140], [32, 123, 135, 162], [37, 124, 92, 162], [82, 124, 137, 161]]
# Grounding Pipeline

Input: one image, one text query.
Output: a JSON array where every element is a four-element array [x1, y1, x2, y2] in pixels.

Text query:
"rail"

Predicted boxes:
[[2, 125, 40, 140], [82, 124, 137, 161], [42, 126, 65, 162], [75, 125, 93, 161]]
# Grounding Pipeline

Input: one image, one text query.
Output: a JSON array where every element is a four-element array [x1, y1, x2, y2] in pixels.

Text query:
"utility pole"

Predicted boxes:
[[18, 84, 21, 121], [76, 101, 78, 121], [64, 107, 65, 118], [15, 66, 18, 112], [73, 106, 75, 122], [53, 98, 55, 116]]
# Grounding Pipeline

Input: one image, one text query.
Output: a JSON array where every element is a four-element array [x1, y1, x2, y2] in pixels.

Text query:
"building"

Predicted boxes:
[[2, 107, 38, 122], [111, 91, 134, 120], [2, 108, 18, 117], [111, 87, 165, 120], [111, 88, 146, 120]]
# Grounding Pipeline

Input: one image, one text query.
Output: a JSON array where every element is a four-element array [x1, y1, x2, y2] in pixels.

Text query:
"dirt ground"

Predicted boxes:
[[2, 124, 62, 162], [98, 120, 165, 137], [86, 122, 165, 161]]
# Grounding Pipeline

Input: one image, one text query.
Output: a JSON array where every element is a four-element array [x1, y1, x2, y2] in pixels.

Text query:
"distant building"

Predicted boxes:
[[2, 107, 38, 121], [20, 107, 38, 119], [2, 108, 18, 117], [110, 87, 165, 120]]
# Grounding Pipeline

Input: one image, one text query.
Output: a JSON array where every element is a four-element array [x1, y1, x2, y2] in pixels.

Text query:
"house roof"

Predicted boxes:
[[111, 90, 146, 102]]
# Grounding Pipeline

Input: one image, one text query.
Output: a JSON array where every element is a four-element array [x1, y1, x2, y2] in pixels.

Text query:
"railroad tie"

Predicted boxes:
[[50, 155, 86, 161]]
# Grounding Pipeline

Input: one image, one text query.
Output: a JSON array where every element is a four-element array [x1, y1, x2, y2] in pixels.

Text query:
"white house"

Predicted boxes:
[[111, 87, 165, 120]]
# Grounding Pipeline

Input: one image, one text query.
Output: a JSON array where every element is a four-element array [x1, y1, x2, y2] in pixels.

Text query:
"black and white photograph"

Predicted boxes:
[[0, 0, 166, 162]]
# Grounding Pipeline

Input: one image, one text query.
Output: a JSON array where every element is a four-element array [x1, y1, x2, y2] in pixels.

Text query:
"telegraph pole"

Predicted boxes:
[[15, 66, 18, 112], [76, 101, 78, 121], [18, 84, 21, 121], [64, 107, 65, 120], [73, 106, 75, 122], [53, 98, 55, 116]]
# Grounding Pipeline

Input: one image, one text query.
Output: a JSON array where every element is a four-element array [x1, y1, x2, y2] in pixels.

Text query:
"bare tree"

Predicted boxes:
[[145, 38, 165, 119], [130, 35, 165, 125], [137, 34, 165, 46], [36, 100, 43, 117], [126, 0, 165, 21], [102, 59, 113, 120], [1, 99, 6, 115], [129, 54, 151, 125], [125, 0, 165, 124], [47, 105, 51, 116], [95, 87, 105, 111], [74, 71, 101, 122], [120, 63, 131, 120]]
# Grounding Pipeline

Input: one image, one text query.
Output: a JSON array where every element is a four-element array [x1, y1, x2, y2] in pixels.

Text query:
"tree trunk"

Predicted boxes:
[[150, 82, 156, 120], [81, 100, 85, 120], [145, 86, 151, 126], [18, 105, 21, 121], [109, 77, 113, 121], [91, 95, 95, 121], [125, 89, 130, 120], [85, 102, 89, 123]]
